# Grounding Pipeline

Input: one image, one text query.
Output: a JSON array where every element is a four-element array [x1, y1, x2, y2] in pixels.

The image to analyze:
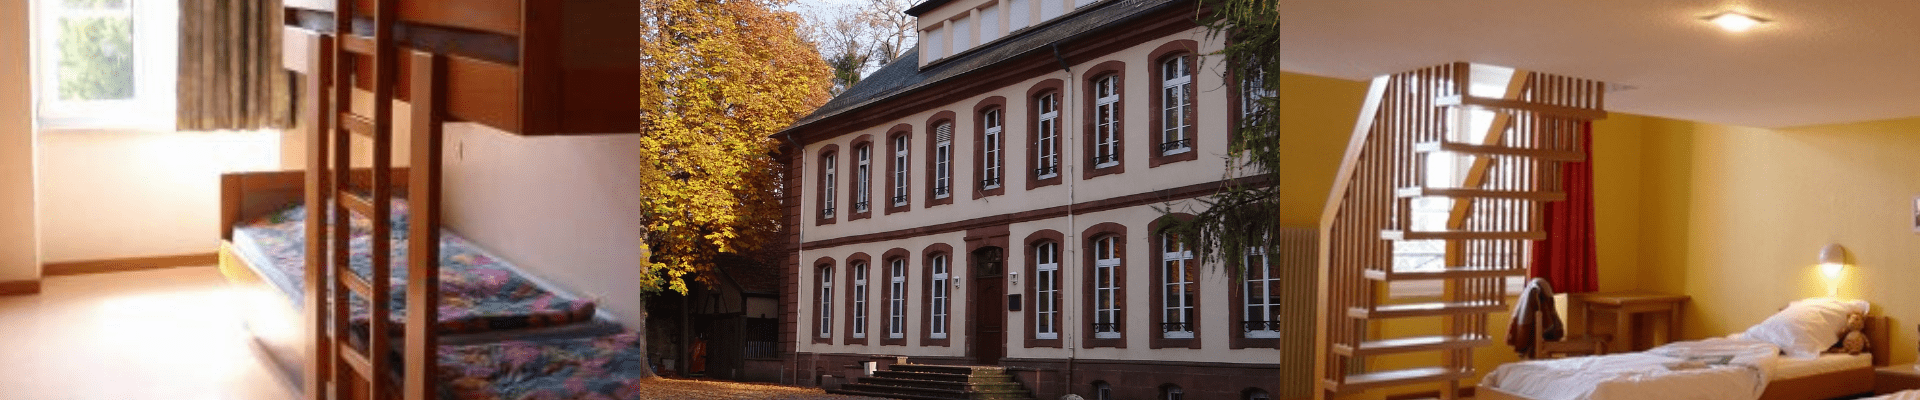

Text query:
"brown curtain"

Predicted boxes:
[[177, 0, 291, 131]]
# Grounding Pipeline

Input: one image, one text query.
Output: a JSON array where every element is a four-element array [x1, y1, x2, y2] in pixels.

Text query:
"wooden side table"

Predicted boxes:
[[1569, 291, 1690, 353], [1877, 363, 1920, 394]]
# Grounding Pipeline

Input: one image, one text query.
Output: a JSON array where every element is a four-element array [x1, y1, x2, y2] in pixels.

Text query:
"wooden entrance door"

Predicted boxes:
[[970, 247, 1007, 365]]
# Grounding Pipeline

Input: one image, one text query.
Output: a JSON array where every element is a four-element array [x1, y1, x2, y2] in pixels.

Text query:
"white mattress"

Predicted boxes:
[[1773, 353, 1870, 380]]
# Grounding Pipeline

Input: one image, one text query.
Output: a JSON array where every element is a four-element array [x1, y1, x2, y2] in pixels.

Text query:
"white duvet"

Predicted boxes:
[[1866, 390, 1920, 400], [1480, 338, 1782, 400]]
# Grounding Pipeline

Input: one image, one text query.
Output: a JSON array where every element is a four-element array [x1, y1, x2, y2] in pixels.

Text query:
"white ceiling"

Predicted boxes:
[[1278, 0, 1920, 128]]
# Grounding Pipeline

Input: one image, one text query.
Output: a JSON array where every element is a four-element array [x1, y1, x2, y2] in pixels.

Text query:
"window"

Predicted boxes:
[[1034, 242, 1059, 340], [1091, 75, 1121, 168], [821, 153, 837, 219], [1092, 382, 1113, 400], [854, 145, 871, 213], [888, 258, 906, 339], [1244, 247, 1279, 338], [1159, 56, 1193, 155], [1035, 93, 1059, 179], [1041, 0, 1064, 21], [1008, 0, 1031, 31], [818, 265, 834, 339], [1245, 388, 1271, 400], [1162, 385, 1185, 400], [951, 16, 971, 54], [1159, 234, 1196, 339], [1092, 235, 1121, 339], [978, 4, 1001, 44], [933, 123, 952, 199], [852, 262, 868, 339], [891, 135, 910, 207], [923, 27, 945, 60], [929, 254, 950, 339], [1241, 66, 1272, 121], [37, 0, 177, 128], [981, 109, 1003, 189]]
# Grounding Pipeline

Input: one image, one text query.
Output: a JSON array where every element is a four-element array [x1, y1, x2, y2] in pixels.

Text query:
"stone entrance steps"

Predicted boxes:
[[828, 364, 1036, 400]]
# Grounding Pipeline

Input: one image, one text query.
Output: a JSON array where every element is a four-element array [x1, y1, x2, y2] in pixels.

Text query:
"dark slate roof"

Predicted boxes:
[[715, 249, 784, 296], [782, 0, 1182, 135], [903, 0, 953, 17]]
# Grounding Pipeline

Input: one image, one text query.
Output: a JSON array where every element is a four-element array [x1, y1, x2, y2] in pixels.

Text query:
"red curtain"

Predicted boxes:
[[1530, 121, 1599, 293]]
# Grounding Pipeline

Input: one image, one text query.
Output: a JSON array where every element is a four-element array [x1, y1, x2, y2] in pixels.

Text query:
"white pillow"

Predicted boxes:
[[1742, 298, 1869, 359]]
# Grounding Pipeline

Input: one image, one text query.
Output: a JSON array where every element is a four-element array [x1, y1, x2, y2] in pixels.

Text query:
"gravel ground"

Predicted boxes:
[[635, 377, 888, 400]]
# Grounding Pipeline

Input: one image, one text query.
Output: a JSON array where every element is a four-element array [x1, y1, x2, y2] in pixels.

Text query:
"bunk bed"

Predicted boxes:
[[213, 0, 645, 399]]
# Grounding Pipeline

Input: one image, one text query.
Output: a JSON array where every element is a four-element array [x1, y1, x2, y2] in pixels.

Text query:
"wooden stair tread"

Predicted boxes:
[[1435, 94, 1607, 119], [339, 266, 375, 297], [1349, 302, 1506, 319], [1329, 367, 1473, 393], [1364, 267, 1525, 281], [1333, 334, 1490, 356], [339, 34, 375, 55], [1381, 230, 1546, 241], [1396, 187, 1565, 201], [339, 111, 377, 138], [1414, 141, 1584, 162]]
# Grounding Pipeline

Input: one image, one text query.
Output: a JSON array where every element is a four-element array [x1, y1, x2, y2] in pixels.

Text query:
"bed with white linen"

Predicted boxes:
[[1478, 298, 1888, 400], [1863, 389, 1920, 400]]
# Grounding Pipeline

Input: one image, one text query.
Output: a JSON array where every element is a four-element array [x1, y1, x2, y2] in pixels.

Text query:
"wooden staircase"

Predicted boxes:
[[1313, 62, 1606, 399], [828, 364, 1037, 400]]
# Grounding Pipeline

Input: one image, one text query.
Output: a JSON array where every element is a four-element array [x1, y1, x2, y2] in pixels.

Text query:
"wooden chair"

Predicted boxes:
[[1526, 306, 1610, 359]]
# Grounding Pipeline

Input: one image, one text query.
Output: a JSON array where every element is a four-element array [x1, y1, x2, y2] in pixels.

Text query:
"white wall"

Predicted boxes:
[[36, 130, 280, 263], [0, 0, 39, 282], [441, 123, 644, 329]]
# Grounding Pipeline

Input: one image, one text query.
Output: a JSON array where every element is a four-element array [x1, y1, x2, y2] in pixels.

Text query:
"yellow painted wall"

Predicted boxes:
[[1635, 116, 1920, 364]]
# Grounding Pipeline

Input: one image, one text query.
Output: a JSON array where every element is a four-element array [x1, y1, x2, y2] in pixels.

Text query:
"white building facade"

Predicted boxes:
[[777, 0, 1280, 397]]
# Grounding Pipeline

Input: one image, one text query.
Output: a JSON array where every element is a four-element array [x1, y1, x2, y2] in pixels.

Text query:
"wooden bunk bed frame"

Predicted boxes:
[[1477, 314, 1893, 400], [246, 0, 639, 399]]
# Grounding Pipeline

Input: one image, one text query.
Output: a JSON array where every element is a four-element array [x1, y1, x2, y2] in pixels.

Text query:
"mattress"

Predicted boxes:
[[231, 201, 619, 342], [437, 332, 648, 400], [1481, 338, 1781, 400], [1773, 353, 1870, 380]]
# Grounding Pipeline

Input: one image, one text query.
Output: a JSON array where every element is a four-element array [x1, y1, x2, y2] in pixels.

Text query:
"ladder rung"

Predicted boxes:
[[339, 191, 376, 218], [1414, 141, 1585, 162], [1435, 94, 1607, 119], [1349, 302, 1506, 319], [1364, 267, 1525, 281], [339, 266, 374, 298], [1381, 230, 1546, 241], [337, 342, 374, 380], [1328, 367, 1473, 393], [1333, 334, 1490, 357], [340, 34, 375, 55], [1396, 187, 1566, 202], [339, 112, 376, 138]]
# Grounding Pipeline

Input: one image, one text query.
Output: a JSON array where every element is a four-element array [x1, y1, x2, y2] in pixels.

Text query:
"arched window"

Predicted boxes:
[[817, 265, 834, 339], [1034, 241, 1059, 340], [980, 109, 1003, 189], [851, 262, 868, 339], [1158, 55, 1193, 155], [1244, 246, 1279, 338], [820, 152, 836, 220], [1092, 235, 1122, 339], [1034, 92, 1060, 179], [891, 134, 911, 207], [1092, 381, 1113, 400], [929, 253, 950, 339], [1159, 232, 1196, 339], [888, 257, 907, 339], [854, 144, 871, 213], [1161, 384, 1185, 400], [1090, 74, 1121, 168]]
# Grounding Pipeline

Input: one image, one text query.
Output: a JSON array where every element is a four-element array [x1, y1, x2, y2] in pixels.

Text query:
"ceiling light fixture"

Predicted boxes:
[[1703, 11, 1769, 32]]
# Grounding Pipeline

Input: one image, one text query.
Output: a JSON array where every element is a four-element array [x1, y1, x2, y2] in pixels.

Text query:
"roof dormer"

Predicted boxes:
[[909, 0, 1101, 68]]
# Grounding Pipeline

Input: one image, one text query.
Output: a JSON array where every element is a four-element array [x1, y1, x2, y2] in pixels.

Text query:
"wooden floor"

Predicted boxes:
[[0, 266, 297, 399]]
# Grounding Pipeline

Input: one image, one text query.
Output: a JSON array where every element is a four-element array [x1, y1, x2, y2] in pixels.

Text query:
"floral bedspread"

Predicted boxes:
[[438, 332, 648, 400], [234, 201, 598, 335]]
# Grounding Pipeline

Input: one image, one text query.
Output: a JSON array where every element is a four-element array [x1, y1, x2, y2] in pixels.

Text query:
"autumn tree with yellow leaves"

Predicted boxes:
[[637, 0, 832, 298]]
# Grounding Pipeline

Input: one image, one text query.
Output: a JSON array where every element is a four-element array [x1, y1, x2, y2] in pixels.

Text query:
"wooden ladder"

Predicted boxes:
[[304, 0, 447, 397], [1313, 62, 1606, 399]]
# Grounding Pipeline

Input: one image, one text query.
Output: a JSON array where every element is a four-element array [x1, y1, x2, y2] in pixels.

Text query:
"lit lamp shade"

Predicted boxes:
[[1819, 243, 1847, 278]]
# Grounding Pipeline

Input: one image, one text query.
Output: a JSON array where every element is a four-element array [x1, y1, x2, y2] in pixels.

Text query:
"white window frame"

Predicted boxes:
[[855, 145, 871, 212], [1164, 386, 1184, 400], [1160, 56, 1193, 155], [1243, 247, 1279, 339], [889, 258, 907, 339], [36, 0, 178, 129], [1092, 75, 1120, 169], [933, 123, 952, 199], [819, 266, 834, 339], [1160, 234, 1195, 339], [982, 109, 1003, 189], [1241, 66, 1272, 120], [1093, 236, 1121, 339], [1094, 382, 1113, 400], [893, 135, 910, 207], [852, 262, 868, 338], [1036, 93, 1060, 179], [822, 153, 836, 219], [1035, 242, 1059, 340], [930, 254, 949, 339]]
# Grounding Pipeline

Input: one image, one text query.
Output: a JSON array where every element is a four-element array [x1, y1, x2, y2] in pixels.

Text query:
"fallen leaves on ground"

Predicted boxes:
[[636, 377, 886, 400]]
